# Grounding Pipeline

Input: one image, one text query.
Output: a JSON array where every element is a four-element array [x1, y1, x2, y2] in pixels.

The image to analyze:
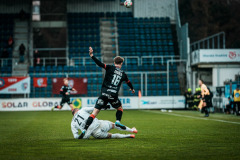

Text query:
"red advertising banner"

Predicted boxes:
[[33, 78, 47, 87], [52, 78, 87, 95], [0, 77, 30, 94]]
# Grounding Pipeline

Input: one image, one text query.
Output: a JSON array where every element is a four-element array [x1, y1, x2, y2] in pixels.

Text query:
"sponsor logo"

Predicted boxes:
[[2, 102, 28, 108], [32, 101, 58, 107], [22, 83, 28, 90], [229, 51, 236, 59], [235, 93, 239, 98], [141, 100, 157, 105], [112, 100, 119, 105], [119, 98, 131, 104], [69, 80, 74, 88], [87, 99, 97, 105], [72, 98, 82, 109], [107, 89, 117, 93], [37, 78, 44, 86], [8, 78, 17, 83], [178, 99, 185, 103], [97, 99, 104, 105], [0, 78, 5, 87], [8, 88, 16, 91]]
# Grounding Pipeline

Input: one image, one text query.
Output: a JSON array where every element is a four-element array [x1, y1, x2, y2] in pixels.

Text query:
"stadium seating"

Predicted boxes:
[[0, 14, 15, 98], [0, 14, 14, 74], [0, 14, 14, 55], [26, 12, 181, 97], [116, 14, 180, 96]]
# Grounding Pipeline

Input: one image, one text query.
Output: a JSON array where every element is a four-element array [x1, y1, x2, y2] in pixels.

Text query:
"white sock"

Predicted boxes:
[[114, 124, 133, 133], [111, 133, 131, 139]]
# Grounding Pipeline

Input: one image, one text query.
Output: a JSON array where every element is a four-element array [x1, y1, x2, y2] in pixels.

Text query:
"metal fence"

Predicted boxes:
[[190, 32, 225, 52], [0, 59, 186, 98], [1, 56, 180, 68], [0, 58, 12, 67]]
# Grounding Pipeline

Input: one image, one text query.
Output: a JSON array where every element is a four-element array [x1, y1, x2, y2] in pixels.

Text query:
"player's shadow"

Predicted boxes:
[[57, 138, 138, 142], [58, 138, 106, 142]]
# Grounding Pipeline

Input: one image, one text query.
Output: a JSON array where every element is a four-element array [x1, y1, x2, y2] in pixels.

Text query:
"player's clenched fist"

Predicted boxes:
[[130, 89, 135, 94], [89, 47, 93, 57]]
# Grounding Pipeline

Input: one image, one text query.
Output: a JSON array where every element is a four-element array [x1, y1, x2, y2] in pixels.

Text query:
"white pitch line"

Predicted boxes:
[[142, 110, 240, 125]]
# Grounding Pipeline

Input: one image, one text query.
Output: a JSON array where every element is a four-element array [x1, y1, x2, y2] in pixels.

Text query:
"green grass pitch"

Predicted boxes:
[[0, 110, 240, 160]]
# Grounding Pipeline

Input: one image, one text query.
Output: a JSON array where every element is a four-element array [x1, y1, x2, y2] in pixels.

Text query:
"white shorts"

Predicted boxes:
[[91, 120, 113, 139]]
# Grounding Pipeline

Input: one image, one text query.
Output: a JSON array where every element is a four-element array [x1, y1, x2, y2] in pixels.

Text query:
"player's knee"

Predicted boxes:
[[117, 106, 123, 112]]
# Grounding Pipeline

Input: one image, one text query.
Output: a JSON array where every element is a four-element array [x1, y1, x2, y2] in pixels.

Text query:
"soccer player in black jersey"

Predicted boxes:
[[79, 47, 135, 138], [51, 78, 77, 111]]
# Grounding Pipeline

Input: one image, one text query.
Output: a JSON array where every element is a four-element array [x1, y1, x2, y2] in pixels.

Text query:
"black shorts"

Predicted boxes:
[[203, 95, 211, 107], [95, 93, 122, 110], [60, 97, 72, 106]]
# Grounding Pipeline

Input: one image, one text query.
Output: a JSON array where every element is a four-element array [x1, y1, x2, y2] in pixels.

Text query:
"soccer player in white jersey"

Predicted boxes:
[[71, 107, 138, 139]]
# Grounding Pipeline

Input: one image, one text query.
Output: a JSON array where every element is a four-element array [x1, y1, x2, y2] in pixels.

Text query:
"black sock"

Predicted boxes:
[[116, 110, 123, 121], [205, 107, 209, 115], [84, 116, 94, 130]]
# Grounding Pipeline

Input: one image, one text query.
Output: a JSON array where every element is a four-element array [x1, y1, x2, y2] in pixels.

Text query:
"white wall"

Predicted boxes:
[[0, 0, 30, 13], [213, 67, 240, 87], [133, 0, 176, 20], [67, 0, 176, 20], [67, 0, 131, 13]]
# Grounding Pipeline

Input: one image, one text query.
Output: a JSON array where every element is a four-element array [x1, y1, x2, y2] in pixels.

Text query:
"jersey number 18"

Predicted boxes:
[[112, 74, 121, 86]]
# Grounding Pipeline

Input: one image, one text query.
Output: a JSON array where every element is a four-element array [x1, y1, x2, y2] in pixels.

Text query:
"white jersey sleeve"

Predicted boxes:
[[71, 121, 80, 139], [71, 108, 100, 139], [82, 107, 94, 114]]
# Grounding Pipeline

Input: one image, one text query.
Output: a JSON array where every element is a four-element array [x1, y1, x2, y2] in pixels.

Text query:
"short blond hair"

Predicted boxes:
[[63, 78, 68, 82]]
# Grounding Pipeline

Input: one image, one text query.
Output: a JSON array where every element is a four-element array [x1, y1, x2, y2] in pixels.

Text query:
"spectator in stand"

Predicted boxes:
[[19, 9, 26, 20], [8, 36, 13, 48], [34, 50, 41, 66], [225, 97, 233, 114], [232, 85, 240, 116], [0, 48, 9, 66], [1, 48, 9, 58], [19, 43, 26, 63]]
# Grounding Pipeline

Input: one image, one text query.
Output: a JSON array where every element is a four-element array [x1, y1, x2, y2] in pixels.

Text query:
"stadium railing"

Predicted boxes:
[[140, 56, 180, 65], [35, 57, 67, 66], [0, 58, 12, 67], [24, 56, 180, 67], [0, 70, 181, 98]]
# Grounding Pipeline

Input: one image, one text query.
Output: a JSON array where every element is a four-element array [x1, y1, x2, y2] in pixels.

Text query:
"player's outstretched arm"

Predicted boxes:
[[89, 46, 106, 69], [124, 73, 135, 93], [126, 80, 135, 93], [125, 75, 135, 94]]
